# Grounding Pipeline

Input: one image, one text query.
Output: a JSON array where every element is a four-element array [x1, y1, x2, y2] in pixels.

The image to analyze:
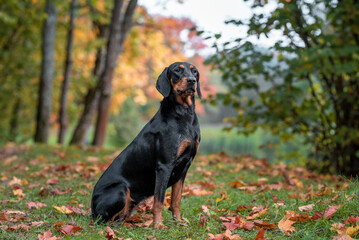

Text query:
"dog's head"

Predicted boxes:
[[156, 62, 201, 106]]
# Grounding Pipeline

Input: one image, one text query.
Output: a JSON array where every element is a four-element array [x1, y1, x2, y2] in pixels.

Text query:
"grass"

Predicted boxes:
[[0, 144, 358, 239]]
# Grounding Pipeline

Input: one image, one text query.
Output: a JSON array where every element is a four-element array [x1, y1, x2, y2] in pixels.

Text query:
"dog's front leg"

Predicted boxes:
[[171, 179, 183, 221], [152, 164, 171, 229]]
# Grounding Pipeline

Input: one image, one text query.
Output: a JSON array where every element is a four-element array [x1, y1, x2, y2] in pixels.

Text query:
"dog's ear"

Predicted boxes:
[[156, 67, 171, 97], [196, 72, 202, 99]]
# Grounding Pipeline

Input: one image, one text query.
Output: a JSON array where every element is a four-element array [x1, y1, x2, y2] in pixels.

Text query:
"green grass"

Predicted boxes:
[[0, 144, 358, 239], [199, 126, 311, 164]]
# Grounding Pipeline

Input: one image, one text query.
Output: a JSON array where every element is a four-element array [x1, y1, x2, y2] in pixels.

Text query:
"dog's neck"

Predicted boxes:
[[160, 93, 196, 118]]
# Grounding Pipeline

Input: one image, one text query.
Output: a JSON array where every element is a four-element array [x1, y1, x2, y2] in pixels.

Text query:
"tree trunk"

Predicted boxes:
[[69, 24, 109, 145], [9, 80, 22, 141], [34, 0, 57, 143], [92, 0, 138, 147], [58, 0, 77, 144]]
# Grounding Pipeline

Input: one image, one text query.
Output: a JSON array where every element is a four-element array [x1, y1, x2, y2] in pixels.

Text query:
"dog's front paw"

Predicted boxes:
[[153, 222, 167, 229]]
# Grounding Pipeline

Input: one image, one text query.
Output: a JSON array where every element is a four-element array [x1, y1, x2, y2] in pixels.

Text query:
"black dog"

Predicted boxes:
[[91, 62, 201, 228]]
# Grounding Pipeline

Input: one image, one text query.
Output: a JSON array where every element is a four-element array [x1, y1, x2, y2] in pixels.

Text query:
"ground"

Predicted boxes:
[[0, 143, 358, 239]]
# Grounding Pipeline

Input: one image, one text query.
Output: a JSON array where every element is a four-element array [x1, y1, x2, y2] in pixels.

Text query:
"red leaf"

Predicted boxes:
[[56, 225, 83, 235], [200, 215, 208, 227], [344, 215, 359, 226], [46, 178, 59, 185], [311, 211, 324, 221], [255, 228, 268, 240]]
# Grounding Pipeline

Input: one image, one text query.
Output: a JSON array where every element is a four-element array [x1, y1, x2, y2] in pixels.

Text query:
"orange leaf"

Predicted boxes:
[[208, 229, 241, 240], [37, 229, 60, 240], [278, 211, 297, 236], [246, 206, 269, 220]]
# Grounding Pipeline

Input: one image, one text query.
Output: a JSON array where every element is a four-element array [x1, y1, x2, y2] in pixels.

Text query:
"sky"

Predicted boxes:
[[138, 0, 281, 54]]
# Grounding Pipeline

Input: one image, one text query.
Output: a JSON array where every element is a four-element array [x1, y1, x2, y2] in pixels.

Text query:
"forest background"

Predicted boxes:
[[1, 0, 359, 176]]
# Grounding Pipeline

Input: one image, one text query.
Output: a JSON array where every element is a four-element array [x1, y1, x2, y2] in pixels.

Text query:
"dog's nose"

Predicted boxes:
[[187, 77, 196, 84]]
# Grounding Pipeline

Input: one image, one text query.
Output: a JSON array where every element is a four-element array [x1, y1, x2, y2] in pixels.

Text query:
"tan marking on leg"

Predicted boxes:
[[171, 180, 183, 220], [177, 139, 192, 157], [110, 188, 132, 223], [152, 196, 166, 229]]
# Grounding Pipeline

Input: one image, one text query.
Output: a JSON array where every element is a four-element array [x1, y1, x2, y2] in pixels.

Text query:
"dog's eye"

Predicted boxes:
[[192, 69, 198, 74], [174, 68, 181, 73]]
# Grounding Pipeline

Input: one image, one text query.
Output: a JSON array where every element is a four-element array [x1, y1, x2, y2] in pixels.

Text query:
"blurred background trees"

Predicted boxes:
[[0, 0, 213, 147], [1, 0, 358, 176]]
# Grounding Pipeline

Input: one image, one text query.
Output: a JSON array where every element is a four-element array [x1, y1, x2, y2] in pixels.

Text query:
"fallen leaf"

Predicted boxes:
[[314, 185, 332, 196], [216, 192, 229, 203], [298, 203, 314, 212], [311, 211, 324, 221], [254, 220, 277, 230], [27, 202, 48, 209], [332, 233, 355, 240], [56, 225, 83, 235], [5, 223, 31, 231], [324, 205, 341, 220], [246, 206, 269, 220], [331, 223, 347, 234], [200, 215, 208, 227], [255, 228, 268, 240], [53, 205, 73, 215], [346, 225, 359, 237], [32, 221, 46, 227], [344, 216, 359, 225], [278, 211, 296, 236], [229, 180, 246, 188], [208, 229, 241, 240], [46, 178, 59, 185], [13, 188, 25, 198], [238, 186, 257, 193], [0, 211, 10, 222], [201, 205, 211, 216], [38, 229, 62, 240], [105, 226, 117, 240]]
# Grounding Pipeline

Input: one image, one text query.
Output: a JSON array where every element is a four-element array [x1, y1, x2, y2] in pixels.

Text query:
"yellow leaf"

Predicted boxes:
[[346, 225, 359, 237], [13, 189, 25, 198], [216, 193, 229, 203], [54, 205, 73, 214]]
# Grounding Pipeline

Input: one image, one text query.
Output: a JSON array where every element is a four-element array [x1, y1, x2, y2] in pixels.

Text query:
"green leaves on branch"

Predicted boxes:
[[205, 0, 359, 176]]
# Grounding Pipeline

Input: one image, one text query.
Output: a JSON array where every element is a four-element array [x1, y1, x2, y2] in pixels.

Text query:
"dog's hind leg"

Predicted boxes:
[[109, 188, 133, 223], [92, 185, 132, 223]]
